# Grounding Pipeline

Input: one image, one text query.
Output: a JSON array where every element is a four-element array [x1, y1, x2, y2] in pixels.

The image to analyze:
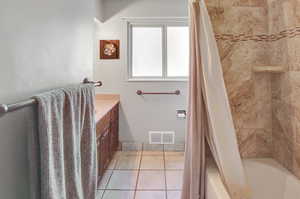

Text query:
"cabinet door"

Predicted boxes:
[[99, 128, 111, 178], [110, 104, 119, 154], [96, 112, 111, 137], [97, 138, 102, 184], [110, 120, 119, 153], [98, 135, 105, 179]]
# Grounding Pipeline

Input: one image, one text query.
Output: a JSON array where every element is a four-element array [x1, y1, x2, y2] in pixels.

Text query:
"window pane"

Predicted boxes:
[[132, 27, 163, 77], [167, 26, 189, 77]]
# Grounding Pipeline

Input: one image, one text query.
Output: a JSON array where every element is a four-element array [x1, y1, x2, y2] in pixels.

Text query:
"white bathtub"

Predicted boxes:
[[206, 159, 300, 199]]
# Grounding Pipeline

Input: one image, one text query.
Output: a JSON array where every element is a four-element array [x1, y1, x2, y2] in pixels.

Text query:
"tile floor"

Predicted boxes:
[[97, 150, 184, 199]]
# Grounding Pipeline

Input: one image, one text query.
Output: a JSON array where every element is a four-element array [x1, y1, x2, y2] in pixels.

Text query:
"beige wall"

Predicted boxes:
[[94, 0, 189, 145], [0, 0, 95, 198], [94, 0, 275, 153]]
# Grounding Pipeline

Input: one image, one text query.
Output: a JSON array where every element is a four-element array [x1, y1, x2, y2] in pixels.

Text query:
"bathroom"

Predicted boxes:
[[0, 0, 300, 199]]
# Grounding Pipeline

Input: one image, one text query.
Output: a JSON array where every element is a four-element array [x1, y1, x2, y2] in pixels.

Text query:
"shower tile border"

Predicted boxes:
[[216, 26, 300, 42]]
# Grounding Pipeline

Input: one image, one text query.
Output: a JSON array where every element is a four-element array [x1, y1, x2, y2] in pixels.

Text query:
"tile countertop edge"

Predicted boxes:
[[94, 94, 120, 122]]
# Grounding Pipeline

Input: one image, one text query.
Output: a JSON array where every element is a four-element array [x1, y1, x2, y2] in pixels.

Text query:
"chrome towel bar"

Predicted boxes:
[[136, 90, 180, 96], [0, 78, 102, 117]]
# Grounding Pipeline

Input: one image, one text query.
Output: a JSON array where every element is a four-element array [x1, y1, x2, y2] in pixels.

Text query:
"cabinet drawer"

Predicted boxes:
[[96, 112, 111, 136]]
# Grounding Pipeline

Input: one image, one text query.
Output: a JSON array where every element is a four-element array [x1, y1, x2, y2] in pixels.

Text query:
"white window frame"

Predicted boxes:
[[123, 17, 189, 82]]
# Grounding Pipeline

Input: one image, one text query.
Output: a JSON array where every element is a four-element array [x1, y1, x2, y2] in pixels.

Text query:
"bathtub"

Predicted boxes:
[[206, 159, 300, 199]]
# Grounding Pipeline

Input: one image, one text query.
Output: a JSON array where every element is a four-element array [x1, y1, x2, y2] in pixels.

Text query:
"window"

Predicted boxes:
[[126, 18, 189, 81]]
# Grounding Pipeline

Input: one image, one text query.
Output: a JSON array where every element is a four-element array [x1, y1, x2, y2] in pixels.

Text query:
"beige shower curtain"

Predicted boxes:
[[181, 1, 251, 199]]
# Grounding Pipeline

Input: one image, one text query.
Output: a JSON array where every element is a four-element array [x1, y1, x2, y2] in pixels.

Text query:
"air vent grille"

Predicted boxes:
[[162, 132, 175, 145], [149, 131, 175, 145]]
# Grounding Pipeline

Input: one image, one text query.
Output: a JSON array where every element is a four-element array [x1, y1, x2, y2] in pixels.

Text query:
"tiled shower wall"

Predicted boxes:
[[206, 0, 272, 158], [207, 0, 300, 178], [268, 0, 300, 178]]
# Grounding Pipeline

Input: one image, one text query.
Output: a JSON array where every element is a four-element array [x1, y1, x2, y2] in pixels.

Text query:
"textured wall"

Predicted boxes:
[[209, 0, 300, 179], [94, 0, 188, 145], [0, 0, 95, 198], [268, 0, 300, 178], [208, 1, 300, 178], [206, 0, 272, 158]]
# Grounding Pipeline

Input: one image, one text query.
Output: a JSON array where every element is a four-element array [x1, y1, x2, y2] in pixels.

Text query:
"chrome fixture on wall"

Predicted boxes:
[[0, 78, 102, 117], [136, 90, 181, 96]]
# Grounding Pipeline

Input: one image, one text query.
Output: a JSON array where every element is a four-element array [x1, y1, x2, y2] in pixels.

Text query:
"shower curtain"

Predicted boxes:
[[181, 1, 251, 199]]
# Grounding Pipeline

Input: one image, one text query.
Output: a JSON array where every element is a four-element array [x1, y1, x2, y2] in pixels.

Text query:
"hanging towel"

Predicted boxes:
[[28, 84, 97, 199]]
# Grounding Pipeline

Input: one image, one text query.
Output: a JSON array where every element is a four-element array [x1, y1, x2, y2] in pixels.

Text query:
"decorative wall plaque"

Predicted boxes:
[[100, 40, 120, 59]]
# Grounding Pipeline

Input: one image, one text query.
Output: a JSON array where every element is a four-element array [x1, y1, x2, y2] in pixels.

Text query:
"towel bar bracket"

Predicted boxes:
[[0, 104, 8, 117]]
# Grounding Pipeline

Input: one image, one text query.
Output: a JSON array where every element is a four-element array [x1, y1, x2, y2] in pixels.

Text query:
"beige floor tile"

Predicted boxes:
[[143, 144, 164, 151], [137, 170, 165, 190], [166, 171, 183, 190], [165, 155, 184, 170], [96, 190, 104, 199], [122, 143, 143, 151], [107, 156, 118, 169], [167, 191, 181, 199], [98, 170, 113, 189], [115, 155, 141, 170], [164, 144, 185, 152], [106, 170, 138, 190], [164, 152, 184, 156], [102, 191, 135, 199], [115, 151, 142, 157], [142, 151, 164, 156], [140, 155, 164, 170], [135, 191, 166, 199]]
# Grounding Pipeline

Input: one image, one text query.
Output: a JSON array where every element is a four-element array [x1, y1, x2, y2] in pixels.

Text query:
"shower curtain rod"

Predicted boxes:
[[0, 78, 102, 117]]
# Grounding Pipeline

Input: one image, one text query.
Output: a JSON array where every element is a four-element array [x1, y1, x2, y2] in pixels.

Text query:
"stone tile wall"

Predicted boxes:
[[268, 0, 300, 178], [207, 0, 300, 180], [206, 0, 272, 158]]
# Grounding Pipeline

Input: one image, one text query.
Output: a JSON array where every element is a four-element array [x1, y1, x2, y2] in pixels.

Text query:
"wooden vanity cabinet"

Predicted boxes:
[[96, 103, 119, 184], [98, 128, 110, 177], [110, 105, 119, 155]]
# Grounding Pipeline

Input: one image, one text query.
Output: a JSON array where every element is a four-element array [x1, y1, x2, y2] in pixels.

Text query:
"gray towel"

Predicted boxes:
[[29, 84, 97, 199]]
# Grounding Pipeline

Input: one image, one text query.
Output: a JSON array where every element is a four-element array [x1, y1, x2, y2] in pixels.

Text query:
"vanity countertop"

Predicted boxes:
[[95, 94, 120, 122]]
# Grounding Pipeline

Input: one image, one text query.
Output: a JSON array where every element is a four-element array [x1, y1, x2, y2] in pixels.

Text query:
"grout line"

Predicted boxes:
[[133, 144, 144, 199], [105, 154, 118, 188], [112, 153, 119, 170], [96, 171, 113, 191], [100, 190, 105, 199], [104, 169, 114, 187], [100, 154, 119, 199], [163, 145, 168, 199], [101, 148, 183, 198]]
